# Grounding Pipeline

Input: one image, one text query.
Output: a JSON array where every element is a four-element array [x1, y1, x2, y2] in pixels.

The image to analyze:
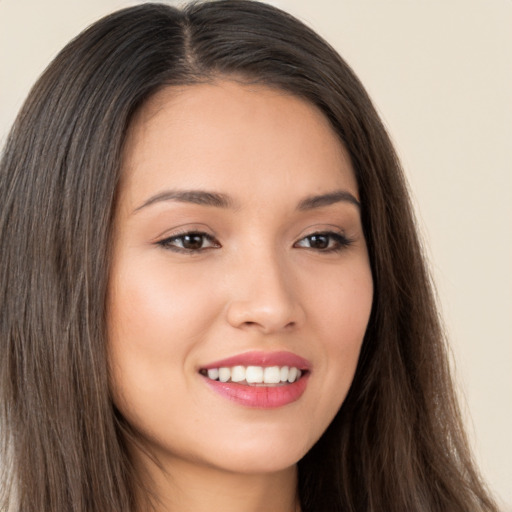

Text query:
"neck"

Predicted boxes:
[[133, 451, 300, 512]]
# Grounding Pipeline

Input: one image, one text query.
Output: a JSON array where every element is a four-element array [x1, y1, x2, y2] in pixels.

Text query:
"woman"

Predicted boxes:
[[0, 1, 499, 511]]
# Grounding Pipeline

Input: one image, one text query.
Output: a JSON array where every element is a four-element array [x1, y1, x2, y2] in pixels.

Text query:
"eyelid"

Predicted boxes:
[[294, 224, 347, 242], [293, 228, 354, 252], [152, 222, 214, 241], [156, 229, 220, 253]]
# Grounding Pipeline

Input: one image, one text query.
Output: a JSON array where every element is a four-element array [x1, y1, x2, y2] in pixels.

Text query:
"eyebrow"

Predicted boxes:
[[297, 190, 360, 210], [134, 189, 236, 212], [133, 188, 360, 213]]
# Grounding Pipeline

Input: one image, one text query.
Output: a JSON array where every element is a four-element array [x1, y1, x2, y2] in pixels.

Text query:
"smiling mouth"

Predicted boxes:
[[199, 365, 306, 386]]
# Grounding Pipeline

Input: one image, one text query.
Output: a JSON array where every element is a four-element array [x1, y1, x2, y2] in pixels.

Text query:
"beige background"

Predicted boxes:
[[1, 0, 511, 508]]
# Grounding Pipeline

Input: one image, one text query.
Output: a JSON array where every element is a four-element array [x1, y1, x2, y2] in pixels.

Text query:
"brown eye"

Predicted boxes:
[[181, 234, 207, 250], [306, 234, 330, 249], [157, 232, 220, 253], [294, 231, 352, 252]]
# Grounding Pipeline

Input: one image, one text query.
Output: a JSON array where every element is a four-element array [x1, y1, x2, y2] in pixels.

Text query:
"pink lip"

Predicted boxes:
[[200, 350, 311, 371], [199, 351, 311, 409], [202, 376, 309, 409]]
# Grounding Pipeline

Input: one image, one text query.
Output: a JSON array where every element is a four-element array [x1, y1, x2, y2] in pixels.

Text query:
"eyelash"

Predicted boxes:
[[293, 231, 353, 253], [156, 231, 220, 253], [156, 230, 353, 254]]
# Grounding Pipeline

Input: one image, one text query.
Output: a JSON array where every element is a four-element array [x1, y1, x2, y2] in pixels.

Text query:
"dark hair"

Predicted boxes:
[[0, 1, 498, 511]]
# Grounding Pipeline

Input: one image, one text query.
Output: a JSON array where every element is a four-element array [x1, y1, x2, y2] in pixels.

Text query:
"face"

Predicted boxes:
[[108, 81, 373, 476]]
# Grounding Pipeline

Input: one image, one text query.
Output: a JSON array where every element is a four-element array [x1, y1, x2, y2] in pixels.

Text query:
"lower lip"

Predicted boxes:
[[202, 374, 309, 409]]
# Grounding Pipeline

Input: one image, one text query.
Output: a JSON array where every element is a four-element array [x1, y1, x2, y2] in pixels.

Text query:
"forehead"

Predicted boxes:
[[120, 80, 358, 208]]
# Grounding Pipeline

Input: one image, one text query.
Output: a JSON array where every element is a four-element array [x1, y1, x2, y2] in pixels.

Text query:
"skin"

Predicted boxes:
[[107, 80, 373, 512]]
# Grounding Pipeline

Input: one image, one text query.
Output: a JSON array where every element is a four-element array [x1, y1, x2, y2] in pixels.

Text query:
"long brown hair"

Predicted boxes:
[[0, 2, 498, 511]]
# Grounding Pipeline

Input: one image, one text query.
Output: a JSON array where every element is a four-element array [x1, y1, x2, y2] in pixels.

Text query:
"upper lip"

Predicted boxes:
[[200, 351, 311, 371]]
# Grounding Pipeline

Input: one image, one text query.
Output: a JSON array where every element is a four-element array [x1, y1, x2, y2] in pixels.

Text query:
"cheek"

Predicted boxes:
[[306, 255, 373, 344], [106, 257, 220, 407], [108, 256, 219, 350], [303, 258, 373, 416]]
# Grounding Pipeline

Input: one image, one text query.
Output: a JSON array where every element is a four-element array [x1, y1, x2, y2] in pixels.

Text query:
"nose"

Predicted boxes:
[[225, 249, 305, 334]]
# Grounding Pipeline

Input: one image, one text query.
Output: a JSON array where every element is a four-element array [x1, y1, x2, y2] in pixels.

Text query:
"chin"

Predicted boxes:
[[209, 449, 304, 475], [195, 427, 315, 475]]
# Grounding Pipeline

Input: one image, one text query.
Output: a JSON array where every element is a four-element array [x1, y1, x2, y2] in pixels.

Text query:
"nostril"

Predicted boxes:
[[226, 296, 304, 333]]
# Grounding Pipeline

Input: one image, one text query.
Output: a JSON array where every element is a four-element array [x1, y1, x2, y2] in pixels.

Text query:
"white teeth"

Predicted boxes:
[[203, 365, 304, 385], [245, 366, 264, 384], [263, 366, 281, 384], [218, 367, 230, 382], [287, 367, 298, 383], [231, 365, 246, 382], [207, 368, 219, 380]]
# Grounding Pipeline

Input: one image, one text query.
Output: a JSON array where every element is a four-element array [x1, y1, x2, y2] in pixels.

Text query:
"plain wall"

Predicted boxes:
[[1, 0, 511, 508]]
